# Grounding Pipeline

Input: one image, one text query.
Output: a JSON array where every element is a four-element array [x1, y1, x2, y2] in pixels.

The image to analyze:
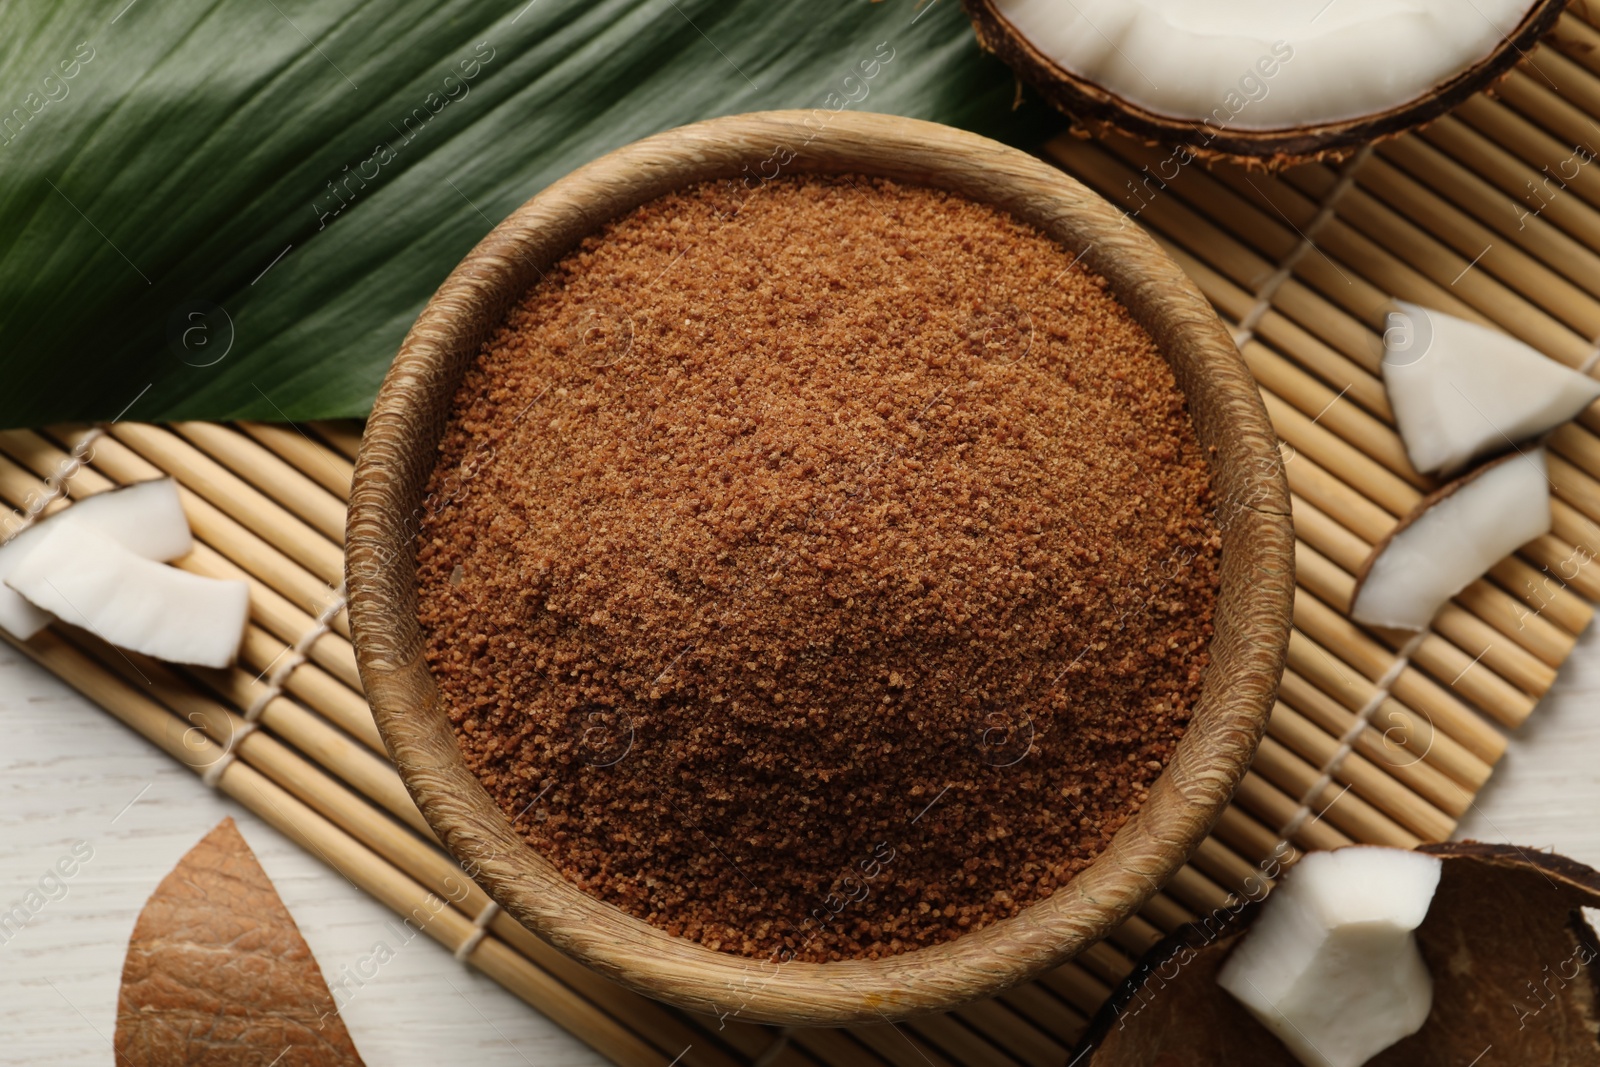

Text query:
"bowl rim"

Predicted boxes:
[[347, 109, 1293, 1027]]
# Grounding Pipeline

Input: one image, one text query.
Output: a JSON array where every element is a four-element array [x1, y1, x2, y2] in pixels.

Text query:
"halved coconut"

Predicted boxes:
[[0, 479, 192, 641], [1351, 449, 1550, 631], [964, 0, 1566, 164], [1384, 301, 1600, 475], [5, 518, 246, 668], [1074, 843, 1600, 1064]]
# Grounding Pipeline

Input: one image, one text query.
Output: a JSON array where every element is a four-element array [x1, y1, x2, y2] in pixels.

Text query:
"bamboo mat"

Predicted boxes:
[[10, 13, 1600, 1066]]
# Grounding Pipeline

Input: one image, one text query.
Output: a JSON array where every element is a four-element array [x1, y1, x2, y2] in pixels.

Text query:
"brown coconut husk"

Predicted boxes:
[[1073, 842, 1600, 1064]]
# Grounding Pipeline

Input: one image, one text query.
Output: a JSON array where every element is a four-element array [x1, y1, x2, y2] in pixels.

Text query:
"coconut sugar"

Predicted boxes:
[[416, 175, 1221, 962]]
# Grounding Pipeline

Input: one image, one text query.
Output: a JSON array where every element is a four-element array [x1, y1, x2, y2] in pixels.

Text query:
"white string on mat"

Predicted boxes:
[[200, 722, 257, 788], [1580, 339, 1600, 375], [454, 901, 501, 961], [1230, 144, 1374, 350], [243, 582, 348, 721], [0, 428, 103, 544], [1275, 629, 1429, 845], [201, 581, 347, 790]]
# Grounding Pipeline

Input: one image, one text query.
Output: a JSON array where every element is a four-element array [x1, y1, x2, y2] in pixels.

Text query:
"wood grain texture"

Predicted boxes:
[[345, 110, 1294, 1026], [962, 0, 1570, 167]]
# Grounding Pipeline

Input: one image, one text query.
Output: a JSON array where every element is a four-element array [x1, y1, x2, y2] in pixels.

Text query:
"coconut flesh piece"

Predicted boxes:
[[1216, 847, 1444, 1067], [0, 478, 193, 641], [5, 517, 247, 668], [1350, 449, 1550, 631], [1383, 301, 1600, 474], [985, 0, 1537, 130]]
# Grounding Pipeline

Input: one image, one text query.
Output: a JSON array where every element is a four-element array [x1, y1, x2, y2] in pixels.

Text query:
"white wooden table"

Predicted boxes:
[[3, 626, 1598, 1065]]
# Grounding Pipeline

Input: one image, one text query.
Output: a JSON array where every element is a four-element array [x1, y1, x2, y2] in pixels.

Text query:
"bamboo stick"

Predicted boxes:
[[904, 1013, 1018, 1067], [1057, 141, 1600, 615], [1298, 537, 1555, 702], [1494, 551, 1594, 635], [1106, 912, 1165, 959], [174, 422, 348, 543], [1267, 702, 1440, 844], [1456, 91, 1600, 222], [1232, 774, 1352, 851], [1209, 806, 1286, 870], [1192, 836, 1272, 898], [1220, 805, 1312, 873], [1378, 131, 1600, 303], [309, 421, 365, 461], [218, 627, 381, 751], [1273, 662, 1472, 825], [1159, 241, 1391, 414], [1353, 151, 1600, 335], [847, 1022, 960, 1067], [1292, 490, 1582, 660], [1280, 164, 1590, 362], [1293, 591, 1505, 766], [1553, 10, 1600, 70], [1266, 391, 1417, 516], [1518, 43, 1600, 136], [98, 422, 345, 585], [1139, 156, 1600, 566], [0, 435, 372, 728], [1076, 943, 1136, 988], [952, 1000, 1066, 1067], [1103, 136, 1485, 336], [789, 1031, 891, 1067], [26, 427, 352, 640], [1038, 963, 1114, 1019], [998, 985, 1088, 1049], [239, 421, 355, 498], [1142, 886, 1200, 931], [1229, 768, 1339, 853], [1250, 735, 1415, 847], [1238, 340, 1418, 487], [1419, 113, 1600, 259]]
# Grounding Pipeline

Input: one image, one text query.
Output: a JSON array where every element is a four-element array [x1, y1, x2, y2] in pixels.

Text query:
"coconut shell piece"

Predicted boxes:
[[961, 0, 1567, 167], [1075, 843, 1600, 1065], [114, 818, 366, 1067], [1349, 449, 1551, 631]]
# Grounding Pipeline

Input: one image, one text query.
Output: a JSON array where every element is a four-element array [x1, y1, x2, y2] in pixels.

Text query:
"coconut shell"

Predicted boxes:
[[1075, 843, 1600, 1064], [1348, 449, 1524, 613], [114, 818, 366, 1067], [962, 0, 1569, 167]]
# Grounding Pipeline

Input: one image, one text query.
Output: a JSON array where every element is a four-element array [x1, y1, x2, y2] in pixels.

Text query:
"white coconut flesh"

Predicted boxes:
[[1351, 449, 1551, 631], [4, 518, 247, 669], [1217, 846, 1444, 1067], [1383, 301, 1600, 475], [989, 0, 1537, 130], [0, 479, 193, 641]]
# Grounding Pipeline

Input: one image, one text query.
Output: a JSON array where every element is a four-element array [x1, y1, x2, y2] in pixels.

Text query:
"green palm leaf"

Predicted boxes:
[[0, 0, 1052, 428]]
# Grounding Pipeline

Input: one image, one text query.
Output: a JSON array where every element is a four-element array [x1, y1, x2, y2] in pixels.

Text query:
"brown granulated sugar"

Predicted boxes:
[[416, 174, 1221, 963]]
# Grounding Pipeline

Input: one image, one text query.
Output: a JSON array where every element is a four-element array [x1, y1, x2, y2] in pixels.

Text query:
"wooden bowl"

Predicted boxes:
[[347, 110, 1294, 1026]]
